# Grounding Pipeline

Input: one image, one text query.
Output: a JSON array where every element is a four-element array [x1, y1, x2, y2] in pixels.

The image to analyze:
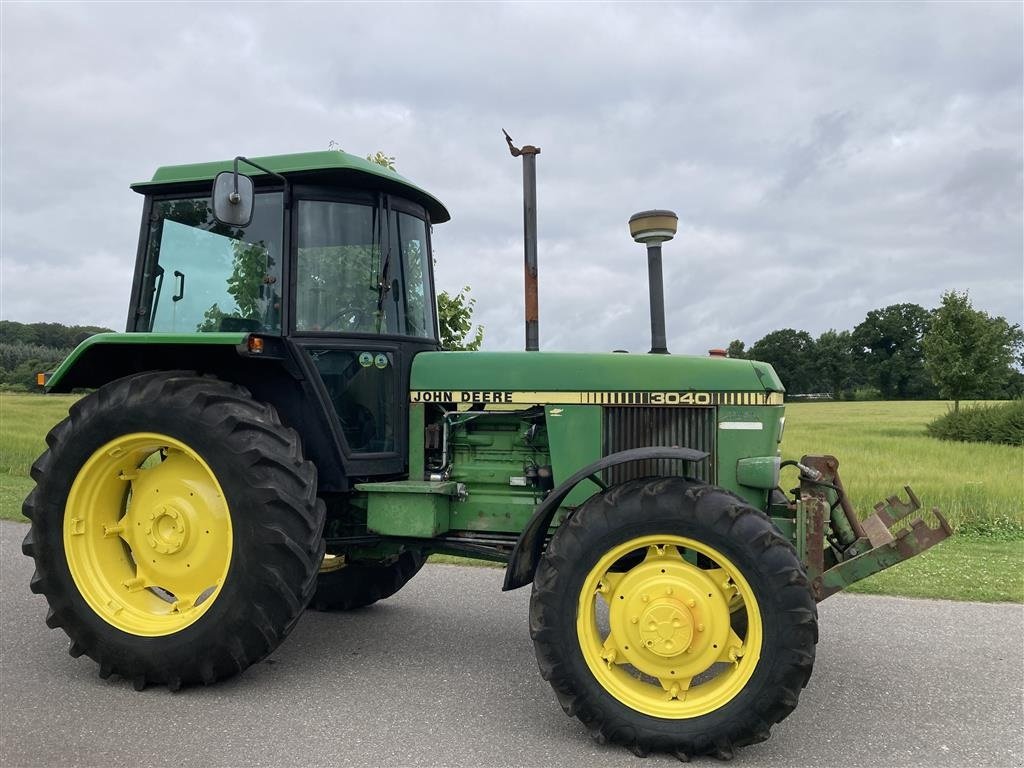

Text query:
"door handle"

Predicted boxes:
[[172, 270, 185, 302]]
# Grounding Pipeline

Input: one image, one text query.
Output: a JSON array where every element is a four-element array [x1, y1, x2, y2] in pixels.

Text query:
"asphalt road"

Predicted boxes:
[[2, 519, 1022, 768]]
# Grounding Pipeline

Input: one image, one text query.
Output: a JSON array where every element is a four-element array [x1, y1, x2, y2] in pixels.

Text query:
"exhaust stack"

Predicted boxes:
[[629, 210, 679, 355], [504, 130, 541, 352]]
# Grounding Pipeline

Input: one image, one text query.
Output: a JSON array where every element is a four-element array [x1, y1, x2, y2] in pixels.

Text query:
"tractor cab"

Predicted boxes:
[[126, 151, 451, 476]]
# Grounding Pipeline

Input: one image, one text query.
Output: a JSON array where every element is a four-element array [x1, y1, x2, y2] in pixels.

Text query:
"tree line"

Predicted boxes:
[[0, 321, 114, 389], [726, 291, 1023, 403]]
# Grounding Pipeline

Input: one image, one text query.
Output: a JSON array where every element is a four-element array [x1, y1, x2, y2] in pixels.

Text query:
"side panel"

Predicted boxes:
[[716, 405, 784, 508], [545, 405, 602, 507]]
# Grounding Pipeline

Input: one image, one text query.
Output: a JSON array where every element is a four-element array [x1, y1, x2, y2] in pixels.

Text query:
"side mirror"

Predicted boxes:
[[212, 171, 254, 227]]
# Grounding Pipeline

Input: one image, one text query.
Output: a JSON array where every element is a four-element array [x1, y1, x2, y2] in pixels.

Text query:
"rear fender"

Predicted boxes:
[[43, 333, 349, 491]]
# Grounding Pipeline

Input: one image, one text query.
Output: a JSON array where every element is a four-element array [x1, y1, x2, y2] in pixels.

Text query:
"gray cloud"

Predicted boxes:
[[1, 2, 1020, 356]]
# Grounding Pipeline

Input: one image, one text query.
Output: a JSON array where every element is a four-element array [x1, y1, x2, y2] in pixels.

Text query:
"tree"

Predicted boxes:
[[813, 329, 857, 398], [726, 339, 746, 359], [851, 303, 934, 399], [749, 329, 817, 394], [437, 286, 484, 351], [923, 290, 1024, 410]]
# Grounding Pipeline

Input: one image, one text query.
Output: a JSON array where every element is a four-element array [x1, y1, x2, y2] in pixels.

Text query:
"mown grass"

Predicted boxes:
[[843, 535, 1023, 602], [3, 393, 1021, 601], [781, 401, 1024, 538], [0, 393, 79, 520]]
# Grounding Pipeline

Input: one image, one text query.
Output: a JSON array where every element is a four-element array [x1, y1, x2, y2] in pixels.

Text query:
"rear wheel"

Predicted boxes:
[[530, 477, 817, 759], [22, 372, 325, 689], [311, 550, 425, 611]]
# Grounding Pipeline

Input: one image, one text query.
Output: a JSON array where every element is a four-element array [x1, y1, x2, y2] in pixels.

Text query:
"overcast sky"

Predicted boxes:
[[2, 2, 1021, 355]]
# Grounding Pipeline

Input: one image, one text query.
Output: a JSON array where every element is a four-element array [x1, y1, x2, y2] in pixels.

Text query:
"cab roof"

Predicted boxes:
[[130, 150, 450, 223]]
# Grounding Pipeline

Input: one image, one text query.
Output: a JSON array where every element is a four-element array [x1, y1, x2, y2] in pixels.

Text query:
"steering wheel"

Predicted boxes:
[[322, 306, 373, 332]]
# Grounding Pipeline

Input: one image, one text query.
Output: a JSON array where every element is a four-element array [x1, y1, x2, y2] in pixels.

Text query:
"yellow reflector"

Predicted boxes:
[[36, 372, 48, 387]]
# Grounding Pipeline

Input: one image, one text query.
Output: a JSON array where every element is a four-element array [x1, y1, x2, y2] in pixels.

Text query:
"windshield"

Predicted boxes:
[[295, 199, 436, 339], [137, 193, 284, 333]]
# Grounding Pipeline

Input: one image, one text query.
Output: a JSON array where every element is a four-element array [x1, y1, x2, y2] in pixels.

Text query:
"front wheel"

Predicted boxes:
[[22, 372, 326, 689], [529, 477, 817, 759]]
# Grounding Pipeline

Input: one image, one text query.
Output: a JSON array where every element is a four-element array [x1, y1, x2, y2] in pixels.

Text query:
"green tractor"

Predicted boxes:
[[23, 148, 950, 759]]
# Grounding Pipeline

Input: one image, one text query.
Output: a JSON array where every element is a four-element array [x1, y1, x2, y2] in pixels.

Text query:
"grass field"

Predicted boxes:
[[2, 393, 1021, 601], [0, 393, 79, 520], [780, 401, 1023, 538]]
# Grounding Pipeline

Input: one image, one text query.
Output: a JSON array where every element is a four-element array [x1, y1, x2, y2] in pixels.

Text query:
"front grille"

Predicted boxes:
[[603, 407, 716, 485]]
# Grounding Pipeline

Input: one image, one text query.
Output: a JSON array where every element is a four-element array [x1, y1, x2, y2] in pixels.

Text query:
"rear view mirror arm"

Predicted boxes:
[[233, 156, 291, 208]]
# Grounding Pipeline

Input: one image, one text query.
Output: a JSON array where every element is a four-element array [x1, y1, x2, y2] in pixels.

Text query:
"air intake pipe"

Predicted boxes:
[[629, 210, 679, 354]]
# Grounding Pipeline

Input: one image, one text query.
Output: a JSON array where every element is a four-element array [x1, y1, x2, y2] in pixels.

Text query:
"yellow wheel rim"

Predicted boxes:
[[64, 433, 232, 637], [576, 535, 763, 719]]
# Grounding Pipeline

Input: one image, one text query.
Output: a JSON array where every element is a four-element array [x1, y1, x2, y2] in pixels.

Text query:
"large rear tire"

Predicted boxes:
[[311, 551, 425, 611], [530, 477, 817, 759], [21, 372, 325, 690]]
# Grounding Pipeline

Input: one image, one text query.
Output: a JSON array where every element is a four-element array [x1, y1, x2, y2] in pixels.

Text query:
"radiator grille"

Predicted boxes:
[[603, 407, 716, 485]]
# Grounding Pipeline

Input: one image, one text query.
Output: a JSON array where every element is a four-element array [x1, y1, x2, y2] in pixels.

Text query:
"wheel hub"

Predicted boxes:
[[638, 600, 693, 657], [608, 553, 733, 679], [145, 506, 188, 555]]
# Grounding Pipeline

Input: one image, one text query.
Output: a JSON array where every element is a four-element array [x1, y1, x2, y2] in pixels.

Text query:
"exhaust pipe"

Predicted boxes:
[[504, 130, 541, 352], [629, 210, 679, 354]]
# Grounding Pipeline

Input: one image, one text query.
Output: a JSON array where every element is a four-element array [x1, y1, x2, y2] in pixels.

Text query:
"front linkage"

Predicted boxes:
[[792, 454, 953, 601]]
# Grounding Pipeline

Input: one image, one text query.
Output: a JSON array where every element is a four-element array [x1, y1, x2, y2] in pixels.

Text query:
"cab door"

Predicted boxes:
[[289, 190, 439, 478]]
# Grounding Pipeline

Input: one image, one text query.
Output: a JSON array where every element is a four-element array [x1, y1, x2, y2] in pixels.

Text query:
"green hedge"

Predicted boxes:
[[926, 400, 1024, 445]]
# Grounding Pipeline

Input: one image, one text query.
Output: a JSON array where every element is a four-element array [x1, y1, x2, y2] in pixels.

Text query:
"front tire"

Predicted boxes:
[[530, 477, 817, 759], [21, 372, 326, 689]]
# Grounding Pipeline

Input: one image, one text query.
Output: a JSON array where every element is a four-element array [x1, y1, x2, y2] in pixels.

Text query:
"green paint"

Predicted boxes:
[[736, 456, 780, 490], [408, 403, 426, 480], [443, 412, 551, 534], [545, 405, 603, 507], [828, 505, 859, 548], [770, 516, 796, 544], [821, 542, 918, 593], [795, 499, 809, 563], [357, 480, 461, 538], [411, 351, 783, 393], [132, 150, 450, 223], [356, 480, 462, 495], [46, 332, 247, 390], [714, 405, 783, 508]]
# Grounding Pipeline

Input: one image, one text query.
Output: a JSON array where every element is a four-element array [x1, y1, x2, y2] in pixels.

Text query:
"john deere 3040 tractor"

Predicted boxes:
[[23, 149, 950, 759]]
